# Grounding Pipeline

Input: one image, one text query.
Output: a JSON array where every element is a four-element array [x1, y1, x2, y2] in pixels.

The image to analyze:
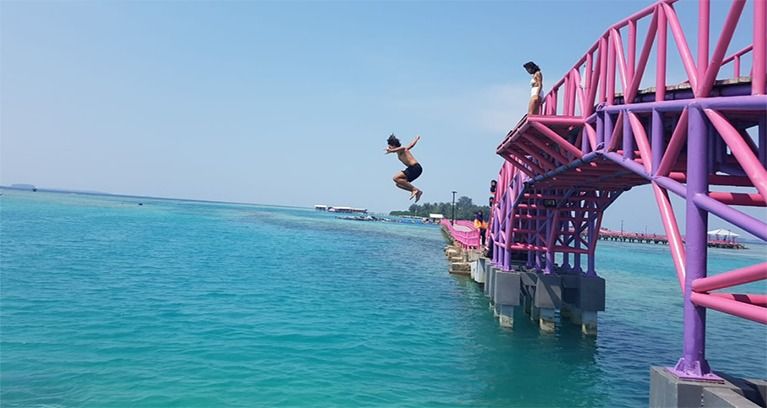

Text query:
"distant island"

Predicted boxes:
[[9, 184, 37, 191], [1, 184, 110, 195], [390, 195, 490, 220]]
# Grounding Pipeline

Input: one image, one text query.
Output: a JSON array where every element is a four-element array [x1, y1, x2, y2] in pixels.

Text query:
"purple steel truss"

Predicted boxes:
[[489, 0, 766, 381]]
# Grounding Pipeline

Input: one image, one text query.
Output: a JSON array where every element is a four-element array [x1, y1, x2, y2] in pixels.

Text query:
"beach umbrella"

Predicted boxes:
[[707, 228, 740, 241], [706, 228, 739, 237]]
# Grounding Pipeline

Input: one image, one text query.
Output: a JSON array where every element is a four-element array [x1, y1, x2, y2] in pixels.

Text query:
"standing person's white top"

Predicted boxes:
[[531, 78, 542, 97], [524, 61, 543, 115]]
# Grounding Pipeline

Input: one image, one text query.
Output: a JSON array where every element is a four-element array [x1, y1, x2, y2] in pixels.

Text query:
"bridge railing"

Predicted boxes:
[[440, 219, 480, 250], [542, 0, 764, 122], [721, 44, 754, 78]]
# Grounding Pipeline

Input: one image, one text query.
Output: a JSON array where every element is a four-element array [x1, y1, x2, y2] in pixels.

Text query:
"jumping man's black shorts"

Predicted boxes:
[[403, 163, 423, 182]]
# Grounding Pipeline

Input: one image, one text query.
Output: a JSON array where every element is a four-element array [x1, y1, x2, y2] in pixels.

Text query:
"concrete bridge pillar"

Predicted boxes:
[[519, 271, 537, 321], [473, 257, 487, 284], [578, 311, 598, 336], [494, 271, 521, 328], [486, 266, 496, 308], [483, 262, 491, 296], [562, 275, 605, 336], [534, 274, 562, 332]]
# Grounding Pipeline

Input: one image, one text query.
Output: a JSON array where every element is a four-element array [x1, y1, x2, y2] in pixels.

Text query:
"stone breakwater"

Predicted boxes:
[[444, 244, 476, 276]]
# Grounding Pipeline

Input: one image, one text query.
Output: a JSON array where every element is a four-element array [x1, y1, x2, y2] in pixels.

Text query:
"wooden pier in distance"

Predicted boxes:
[[598, 229, 746, 249]]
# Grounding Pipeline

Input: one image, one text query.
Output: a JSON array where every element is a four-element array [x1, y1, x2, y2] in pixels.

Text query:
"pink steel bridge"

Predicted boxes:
[[484, 0, 766, 382]]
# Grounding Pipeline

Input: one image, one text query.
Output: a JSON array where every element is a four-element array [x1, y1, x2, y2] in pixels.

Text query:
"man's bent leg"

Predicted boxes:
[[394, 173, 415, 192]]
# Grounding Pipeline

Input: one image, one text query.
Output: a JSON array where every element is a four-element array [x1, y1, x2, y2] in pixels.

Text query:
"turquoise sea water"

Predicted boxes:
[[2, 190, 765, 407]]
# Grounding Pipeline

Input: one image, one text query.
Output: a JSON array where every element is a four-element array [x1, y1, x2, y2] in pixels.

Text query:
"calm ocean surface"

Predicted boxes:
[[2, 190, 765, 407]]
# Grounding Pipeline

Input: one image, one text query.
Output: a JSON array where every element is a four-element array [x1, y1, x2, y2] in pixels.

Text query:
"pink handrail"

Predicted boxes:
[[691, 292, 767, 324], [709, 293, 767, 307], [721, 45, 754, 78], [692, 262, 767, 293], [441, 219, 480, 250], [538, 0, 760, 120]]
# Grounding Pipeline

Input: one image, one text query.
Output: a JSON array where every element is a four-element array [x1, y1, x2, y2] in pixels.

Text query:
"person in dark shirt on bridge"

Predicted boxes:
[[385, 134, 423, 203]]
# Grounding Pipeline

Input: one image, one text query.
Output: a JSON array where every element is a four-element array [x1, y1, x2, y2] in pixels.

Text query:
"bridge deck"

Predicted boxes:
[[497, 79, 759, 190]]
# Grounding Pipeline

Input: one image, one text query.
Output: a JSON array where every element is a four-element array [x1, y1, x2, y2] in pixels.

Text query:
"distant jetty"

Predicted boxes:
[[598, 229, 746, 249], [314, 204, 367, 214]]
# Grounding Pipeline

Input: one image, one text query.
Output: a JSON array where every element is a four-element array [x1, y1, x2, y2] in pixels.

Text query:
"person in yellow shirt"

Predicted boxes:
[[474, 211, 488, 247]]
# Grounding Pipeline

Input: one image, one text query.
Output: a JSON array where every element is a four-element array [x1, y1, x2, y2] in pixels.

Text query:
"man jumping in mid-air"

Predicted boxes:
[[385, 134, 423, 202]]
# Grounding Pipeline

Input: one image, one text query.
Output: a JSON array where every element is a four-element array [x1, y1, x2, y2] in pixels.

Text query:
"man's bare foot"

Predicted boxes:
[[409, 190, 417, 200], [414, 190, 423, 203]]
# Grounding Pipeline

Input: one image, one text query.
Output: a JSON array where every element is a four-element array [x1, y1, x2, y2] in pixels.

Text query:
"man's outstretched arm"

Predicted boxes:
[[407, 135, 421, 150]]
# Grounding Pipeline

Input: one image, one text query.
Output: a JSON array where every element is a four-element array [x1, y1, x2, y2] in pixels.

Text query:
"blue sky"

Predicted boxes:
[[1, 0, 762, 237]]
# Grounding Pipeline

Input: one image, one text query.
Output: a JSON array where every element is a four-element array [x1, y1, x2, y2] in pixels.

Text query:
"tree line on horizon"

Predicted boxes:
[[389, 196, 490, 220]]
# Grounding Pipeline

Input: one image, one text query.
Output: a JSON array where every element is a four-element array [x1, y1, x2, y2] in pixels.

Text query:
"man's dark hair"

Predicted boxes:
[[523, 61, 541, 74], [387, 134, 401, 147]]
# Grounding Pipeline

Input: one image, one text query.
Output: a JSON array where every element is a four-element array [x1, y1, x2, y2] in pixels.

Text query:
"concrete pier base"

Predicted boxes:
[[449, 261, 471, 275], [560, 303, 573, 320], [530, 304, 540, 321], [650, 367, 766, 408], [446, 247, 463, 263], [494, 271, 520, 328], [445, 245, 470, 275], [498, 305, 514, 328], [520, 290, 529, 317], [472, 258, 487, 284], [487, 267, 497, 299], [539, 308, 557, 332], [560, 275, 604, 336], [519, 271, 536, 320], [580, 311, 598, 336], [464, 255, 606, 337], [533, 274, 561, 331]]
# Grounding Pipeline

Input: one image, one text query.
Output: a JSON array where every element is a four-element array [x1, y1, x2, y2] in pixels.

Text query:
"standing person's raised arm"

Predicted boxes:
[[407, 135, 421, 150]]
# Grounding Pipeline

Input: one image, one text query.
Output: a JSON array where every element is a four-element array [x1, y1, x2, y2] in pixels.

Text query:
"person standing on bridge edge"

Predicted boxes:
[[385, 134, 423, 203], [474, 211, 488, 247], [524, 61, 543, 115]]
